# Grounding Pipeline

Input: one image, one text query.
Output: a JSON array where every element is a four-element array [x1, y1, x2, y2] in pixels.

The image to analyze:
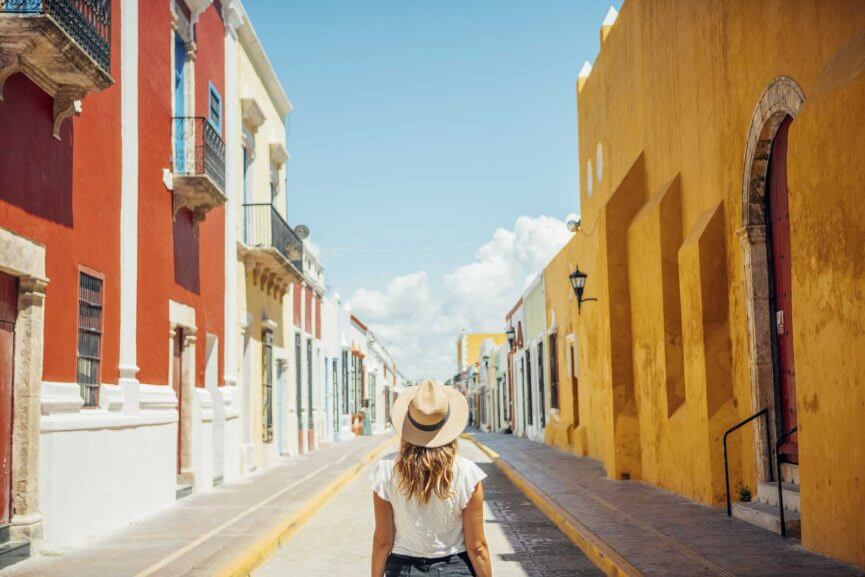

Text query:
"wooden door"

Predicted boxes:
[[172, 328, 183, 474], [0, 272, 17, 525], [768, 116, 798, 461], [262, 331, 273, 443]]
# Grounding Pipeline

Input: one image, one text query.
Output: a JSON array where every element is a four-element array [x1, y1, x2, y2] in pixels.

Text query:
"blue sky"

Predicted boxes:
[[245, 0, 621, 378]]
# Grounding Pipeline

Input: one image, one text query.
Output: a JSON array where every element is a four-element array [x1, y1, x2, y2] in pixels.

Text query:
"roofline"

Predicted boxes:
[[237, 2, 293, 119], [505, 297, 524, 321]]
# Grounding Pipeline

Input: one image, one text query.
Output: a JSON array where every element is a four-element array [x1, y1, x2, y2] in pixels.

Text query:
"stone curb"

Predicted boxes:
[[214, 436, 396, 577], [462, 433, 643, 577]]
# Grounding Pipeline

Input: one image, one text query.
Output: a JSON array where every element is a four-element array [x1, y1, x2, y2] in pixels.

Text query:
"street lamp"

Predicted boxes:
[[482, 354, 490, 369], [505, 326, 516, 350], [569, 266, 597, 314]]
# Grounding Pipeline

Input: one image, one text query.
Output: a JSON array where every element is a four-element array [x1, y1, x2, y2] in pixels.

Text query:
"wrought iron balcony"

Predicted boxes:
[[0, 0, 113, 137], [240, 203, 305, 285], [170, 116, 226, 222]]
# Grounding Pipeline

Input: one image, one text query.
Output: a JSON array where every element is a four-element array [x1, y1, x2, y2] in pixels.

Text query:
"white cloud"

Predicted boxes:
[[347, 215, 570, 381]]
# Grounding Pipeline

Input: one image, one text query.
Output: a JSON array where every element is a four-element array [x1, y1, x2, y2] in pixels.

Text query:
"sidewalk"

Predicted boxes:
[[0, 435, 395, 577], [468, 432, 864, 577]]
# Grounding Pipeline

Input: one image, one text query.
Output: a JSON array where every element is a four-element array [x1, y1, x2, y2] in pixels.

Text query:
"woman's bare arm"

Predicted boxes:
[[462, 482, 492, 577], [371, 492, 395, 577]]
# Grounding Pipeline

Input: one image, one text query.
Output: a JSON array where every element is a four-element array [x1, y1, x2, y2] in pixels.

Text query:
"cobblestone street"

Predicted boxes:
[[254, 439, 603, 577]]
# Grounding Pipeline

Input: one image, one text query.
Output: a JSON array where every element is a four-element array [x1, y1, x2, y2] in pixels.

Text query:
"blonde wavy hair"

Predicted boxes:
[[394, 439, 457, 504]]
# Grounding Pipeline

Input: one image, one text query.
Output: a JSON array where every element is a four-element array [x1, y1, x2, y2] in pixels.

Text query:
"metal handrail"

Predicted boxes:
[[1, 0, 112, 72], [775, 426, 798, 537], [241, 203, 303, 273], [723, 408, 772, 516], [172, 116, 225, 190]]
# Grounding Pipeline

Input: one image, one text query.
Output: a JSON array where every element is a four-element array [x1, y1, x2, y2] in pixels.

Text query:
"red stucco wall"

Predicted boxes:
[[0, 0, 122, 385], [137, 1, 224, 388]]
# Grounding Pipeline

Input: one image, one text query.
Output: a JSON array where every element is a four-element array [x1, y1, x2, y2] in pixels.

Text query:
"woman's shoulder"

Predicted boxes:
[[377, 452, 398, 467], [455, 455, 486, 479]]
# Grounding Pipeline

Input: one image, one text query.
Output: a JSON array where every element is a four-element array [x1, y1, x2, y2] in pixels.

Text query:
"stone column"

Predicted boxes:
[[738, 225, 776, 482], [11, 277, 47, 544]]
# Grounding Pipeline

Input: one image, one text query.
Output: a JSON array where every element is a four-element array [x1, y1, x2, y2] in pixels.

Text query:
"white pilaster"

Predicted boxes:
[[119, 0, 140, 413], [222, 0, 244, 390]]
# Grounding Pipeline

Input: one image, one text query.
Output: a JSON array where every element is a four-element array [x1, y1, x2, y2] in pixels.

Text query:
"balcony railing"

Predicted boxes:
[[172, 116, 225, 191], [1, 0, 112, 74], [243, 203, 304, 274]]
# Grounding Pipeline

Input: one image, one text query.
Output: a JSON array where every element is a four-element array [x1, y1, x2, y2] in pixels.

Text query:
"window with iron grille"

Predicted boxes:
[[77, 272, 103, 407], [549, 333, 560, 410]]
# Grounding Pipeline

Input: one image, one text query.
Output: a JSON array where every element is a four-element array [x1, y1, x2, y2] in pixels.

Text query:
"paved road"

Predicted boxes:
[[254, 439, 603, 577]]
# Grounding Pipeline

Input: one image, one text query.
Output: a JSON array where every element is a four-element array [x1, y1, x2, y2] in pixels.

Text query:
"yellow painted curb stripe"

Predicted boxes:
[[214, 437, 395, 577], [462, 434, 642, 577]]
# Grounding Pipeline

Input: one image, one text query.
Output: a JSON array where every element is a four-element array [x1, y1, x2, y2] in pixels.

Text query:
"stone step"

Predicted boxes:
[[757, 481, 800, 511], [0, 540, 30, 570], [781, 462, 799, 484], [176, 483, 194, 500], [732, 501, 801, 538]]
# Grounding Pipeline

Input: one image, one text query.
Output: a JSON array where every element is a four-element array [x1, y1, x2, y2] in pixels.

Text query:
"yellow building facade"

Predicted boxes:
[[456, 332, 506, 373], [547, 0, 865, 568]]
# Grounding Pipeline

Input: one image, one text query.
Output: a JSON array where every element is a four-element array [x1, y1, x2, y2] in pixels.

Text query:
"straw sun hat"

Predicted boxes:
[[391, 380, 469, 448]]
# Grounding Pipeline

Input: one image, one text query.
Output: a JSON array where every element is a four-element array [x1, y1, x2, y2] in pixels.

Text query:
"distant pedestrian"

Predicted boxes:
[[370, 379, 491, 577]]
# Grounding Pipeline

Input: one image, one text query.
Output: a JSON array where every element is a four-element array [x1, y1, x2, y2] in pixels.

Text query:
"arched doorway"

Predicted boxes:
[[739, 77, 805, 480]]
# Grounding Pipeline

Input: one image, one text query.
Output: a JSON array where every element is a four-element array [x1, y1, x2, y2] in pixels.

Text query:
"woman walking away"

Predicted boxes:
[[370, 379, 492, 577]]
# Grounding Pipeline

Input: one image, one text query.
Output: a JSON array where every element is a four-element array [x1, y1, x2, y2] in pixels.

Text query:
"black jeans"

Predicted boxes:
[[384, 552, 477, 576]]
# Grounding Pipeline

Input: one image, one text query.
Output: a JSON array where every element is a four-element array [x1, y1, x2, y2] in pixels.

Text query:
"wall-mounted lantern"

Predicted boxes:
[[569, 267, 597, 314], [505, 326, 516, 349]]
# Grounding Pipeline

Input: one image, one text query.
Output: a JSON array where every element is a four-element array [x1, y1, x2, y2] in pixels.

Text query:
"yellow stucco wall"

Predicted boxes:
[[567, 0, 865, 567], [457, 333, 506, 372]]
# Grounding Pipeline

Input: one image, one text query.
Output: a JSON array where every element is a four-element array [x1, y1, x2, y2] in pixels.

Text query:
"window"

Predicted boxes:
[[537, 341, 545, 427], [208, 82, 222, 132], [341, 350, 350, 414], [77, 272, 104, 407], [549, 333, 559, 410]]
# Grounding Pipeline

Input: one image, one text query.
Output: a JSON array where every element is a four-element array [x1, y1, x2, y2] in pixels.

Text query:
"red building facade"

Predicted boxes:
[[0, 0, 231, 557]]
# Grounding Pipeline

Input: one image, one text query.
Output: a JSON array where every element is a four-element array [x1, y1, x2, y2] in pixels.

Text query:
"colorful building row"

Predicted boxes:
[[464, 2, 865, 570], [0, 0, 407, 565]]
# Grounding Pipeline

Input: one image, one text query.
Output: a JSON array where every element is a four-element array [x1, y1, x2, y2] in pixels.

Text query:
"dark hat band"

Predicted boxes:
[[407, 405, 451, 432]]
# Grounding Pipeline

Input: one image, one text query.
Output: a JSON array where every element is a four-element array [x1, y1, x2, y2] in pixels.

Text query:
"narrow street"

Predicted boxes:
[[254, 439, 603, 577]]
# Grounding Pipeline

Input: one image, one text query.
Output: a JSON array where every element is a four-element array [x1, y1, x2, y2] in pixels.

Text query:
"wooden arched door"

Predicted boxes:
[[768, 116, 798, 462]]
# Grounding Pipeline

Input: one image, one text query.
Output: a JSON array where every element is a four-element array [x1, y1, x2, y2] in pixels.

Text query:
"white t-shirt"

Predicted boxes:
[[369, 452, 487, 559]]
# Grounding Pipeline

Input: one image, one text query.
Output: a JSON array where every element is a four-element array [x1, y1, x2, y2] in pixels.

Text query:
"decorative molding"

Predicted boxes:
[[41, 382, 85, 415], [0, 48, 21, 100], [241, 96, 265, 132], [269, 142, 289, 166], [139, 384, 179, 411]]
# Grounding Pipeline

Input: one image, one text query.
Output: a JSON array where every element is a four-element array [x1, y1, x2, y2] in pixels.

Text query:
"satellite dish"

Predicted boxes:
[[295, 224, 310, 240]]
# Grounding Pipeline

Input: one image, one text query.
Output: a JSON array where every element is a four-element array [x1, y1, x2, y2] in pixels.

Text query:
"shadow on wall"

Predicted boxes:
[[0, 73, 73, 227]]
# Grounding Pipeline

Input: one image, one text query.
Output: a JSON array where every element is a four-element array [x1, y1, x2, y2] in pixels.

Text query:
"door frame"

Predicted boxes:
[[738, 77, 805, 482], [169, 300, 197, 486], [0, 226, 48, 542]]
